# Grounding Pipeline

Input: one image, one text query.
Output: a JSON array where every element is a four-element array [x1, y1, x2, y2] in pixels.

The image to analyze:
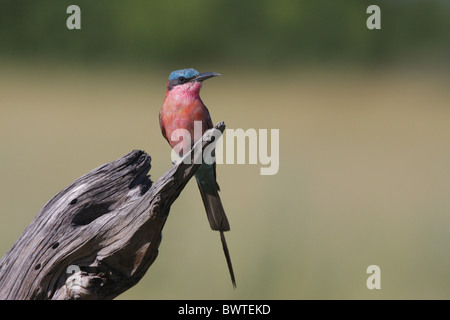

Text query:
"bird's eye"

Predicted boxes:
[[178, 76, 185, 82]]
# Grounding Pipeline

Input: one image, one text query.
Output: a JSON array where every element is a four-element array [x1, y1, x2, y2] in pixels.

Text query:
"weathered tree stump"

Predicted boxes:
[[0, 122, 225, 300]]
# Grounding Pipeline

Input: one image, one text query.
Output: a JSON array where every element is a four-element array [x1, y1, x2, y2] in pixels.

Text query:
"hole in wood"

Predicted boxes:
[[35, 263, 41, 270], [70, 198, 78, 205], [51, 242, 59, 249], [71, 202, 113, 226]]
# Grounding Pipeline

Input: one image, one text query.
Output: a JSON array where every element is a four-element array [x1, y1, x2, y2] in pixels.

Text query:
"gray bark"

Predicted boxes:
[[0, 122, 225, 300]]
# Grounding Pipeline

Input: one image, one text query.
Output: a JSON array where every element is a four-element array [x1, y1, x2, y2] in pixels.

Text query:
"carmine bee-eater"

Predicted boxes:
[[159, 68, 236, 288]]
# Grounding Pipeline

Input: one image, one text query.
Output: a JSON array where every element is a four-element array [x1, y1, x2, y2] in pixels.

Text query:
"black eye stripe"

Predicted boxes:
[[168, 76, 191, 90]]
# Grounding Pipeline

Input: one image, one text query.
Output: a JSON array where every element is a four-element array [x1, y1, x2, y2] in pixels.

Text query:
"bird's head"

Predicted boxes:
[[166, 68, 220, 96]]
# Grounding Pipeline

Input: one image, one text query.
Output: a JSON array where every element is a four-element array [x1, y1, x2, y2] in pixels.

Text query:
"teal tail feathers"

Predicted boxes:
[[194, 164, 230, 231], [220, 230, 236, 288], [195, 164, 236, 288]]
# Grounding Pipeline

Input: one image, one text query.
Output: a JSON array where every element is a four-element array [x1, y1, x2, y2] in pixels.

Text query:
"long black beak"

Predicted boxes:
[[191, 72, 221, 82]]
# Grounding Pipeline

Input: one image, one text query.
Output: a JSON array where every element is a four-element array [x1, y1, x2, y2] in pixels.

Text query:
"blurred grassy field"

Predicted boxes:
[[0, 60, 449, 299]]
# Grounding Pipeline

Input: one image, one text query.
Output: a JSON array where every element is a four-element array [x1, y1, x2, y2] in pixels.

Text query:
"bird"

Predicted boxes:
[[159, 68, 236, 288]]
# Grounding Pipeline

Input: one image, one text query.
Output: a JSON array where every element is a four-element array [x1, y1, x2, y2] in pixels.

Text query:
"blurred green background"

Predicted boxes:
[[0, 0, 449, 299]]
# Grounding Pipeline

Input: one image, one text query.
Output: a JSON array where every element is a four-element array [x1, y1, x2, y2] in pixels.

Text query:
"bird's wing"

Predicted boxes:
[[159, 110, 169, 143]]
